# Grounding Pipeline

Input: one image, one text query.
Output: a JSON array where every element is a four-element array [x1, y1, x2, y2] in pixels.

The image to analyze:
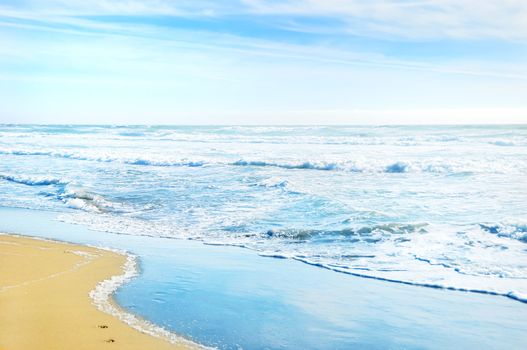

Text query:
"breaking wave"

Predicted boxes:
[[58, 186, 114, 213], [0, 173, 67, 186], [480, 222, 527, 243], [0, 173, 133, 215], [231, 159, 522, 174], [262, 223, 428, 242], [2, 147, 525, 174], [0, 149, 205, 168]]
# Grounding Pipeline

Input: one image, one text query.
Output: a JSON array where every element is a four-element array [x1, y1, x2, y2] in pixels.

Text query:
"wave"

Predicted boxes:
[[59, 187, 108, 213], [0, 149, 205, 168], [0, 173, 131, 215], [2, 125, 526, 149], [250, 178, 290, 189], [231, 159, 521, 174], [126, 159, 204, 167], [289, 255, 527, 304], [0, 174, 67, 186], [2, 147, 523, 174], [480, 222, 527, 243], [262, 223, 428, 241], [56, 185, 138, 215], [256, 222, 527, 304], [232, 160, 340, 171]]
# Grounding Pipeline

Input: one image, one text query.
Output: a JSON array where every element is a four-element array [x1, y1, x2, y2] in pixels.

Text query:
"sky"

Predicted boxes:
[[0, 0, 526, 125]]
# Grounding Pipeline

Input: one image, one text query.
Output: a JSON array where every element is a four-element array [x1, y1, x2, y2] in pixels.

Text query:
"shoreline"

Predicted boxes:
[[2, 207, 527, 349], [0, 233, 201, 350]]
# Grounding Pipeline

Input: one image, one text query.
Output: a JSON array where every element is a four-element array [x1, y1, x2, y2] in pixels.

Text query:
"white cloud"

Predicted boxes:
[[243, 0, 527, 40]]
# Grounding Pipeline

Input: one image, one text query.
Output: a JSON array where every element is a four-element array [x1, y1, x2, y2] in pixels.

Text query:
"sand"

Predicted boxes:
[[0, 234, 197, 350]]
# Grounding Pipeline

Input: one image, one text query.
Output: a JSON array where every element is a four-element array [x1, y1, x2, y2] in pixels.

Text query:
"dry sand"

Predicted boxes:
[[0, 234, 197, 350]]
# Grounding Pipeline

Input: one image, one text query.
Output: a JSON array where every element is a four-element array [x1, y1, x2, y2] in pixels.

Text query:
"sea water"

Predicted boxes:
[[0, 124, 526, 302]]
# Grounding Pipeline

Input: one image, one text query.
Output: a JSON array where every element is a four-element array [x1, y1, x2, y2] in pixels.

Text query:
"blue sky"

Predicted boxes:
[[0, 0, 526, 124]]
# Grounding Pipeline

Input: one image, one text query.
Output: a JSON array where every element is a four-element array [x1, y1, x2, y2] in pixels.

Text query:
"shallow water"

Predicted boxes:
[[0, 124, 526, 302], [1, 207, 526, 349]]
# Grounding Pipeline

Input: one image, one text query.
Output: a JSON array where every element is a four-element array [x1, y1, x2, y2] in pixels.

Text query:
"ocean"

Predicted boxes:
[[2, 124, 527, 349], [1, 124, 526, 303]]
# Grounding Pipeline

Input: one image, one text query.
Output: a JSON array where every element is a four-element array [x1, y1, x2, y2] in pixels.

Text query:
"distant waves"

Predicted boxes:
[[1, 149, 524, 174]]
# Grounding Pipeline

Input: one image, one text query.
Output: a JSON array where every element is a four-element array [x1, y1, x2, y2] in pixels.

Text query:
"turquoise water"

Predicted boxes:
[[1, 207, 526, 349]]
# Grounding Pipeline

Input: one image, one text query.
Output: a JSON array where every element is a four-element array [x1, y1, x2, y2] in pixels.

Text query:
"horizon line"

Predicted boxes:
[[1, 123, 526, 127]]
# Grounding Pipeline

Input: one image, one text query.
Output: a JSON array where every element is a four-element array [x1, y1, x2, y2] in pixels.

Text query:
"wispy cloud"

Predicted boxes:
[[1, 0, 195, 16], [3, 0, 527, 40], [242, 0, 527, 40], [0, 1, 526, 124], [1, 3, 526, 82]]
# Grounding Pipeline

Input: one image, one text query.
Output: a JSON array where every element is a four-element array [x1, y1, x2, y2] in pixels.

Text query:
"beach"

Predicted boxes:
[[2, 207, 527, 349], [1, 0, 525, 346], [0, 234, 194, 350]]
